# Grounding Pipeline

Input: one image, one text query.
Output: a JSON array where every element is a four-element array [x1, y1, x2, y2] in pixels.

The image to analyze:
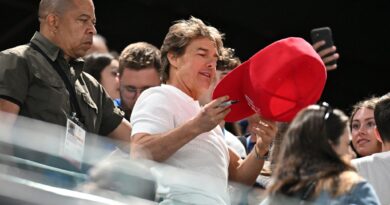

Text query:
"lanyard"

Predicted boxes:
[[30, 43, 84, 124]]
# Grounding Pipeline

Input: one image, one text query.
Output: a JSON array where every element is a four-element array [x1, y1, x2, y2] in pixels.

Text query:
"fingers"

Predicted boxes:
[[315, 44, 339, 71], [312, 40, 325, 51], [317, 46, 337, 57], [209, 95, 229, 109], [326, 64, 337, 71], [321, 52, 339, 63], [322, 52, 339, 71], [313, 41, 339, 61], [251, 118, 278, 151], [257, 117, 277, 132], [208, 95, 233, 115], [198, 95, 231, 130], [257, 122, 277, 141]]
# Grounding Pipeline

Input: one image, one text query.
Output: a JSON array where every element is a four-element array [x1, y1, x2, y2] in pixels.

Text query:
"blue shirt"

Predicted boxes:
[[113, 98, 121, 107], [260, 181, 381, 205]]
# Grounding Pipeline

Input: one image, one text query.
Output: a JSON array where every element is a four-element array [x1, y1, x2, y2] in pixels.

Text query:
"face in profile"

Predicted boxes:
[[332, 127, 352, 159], [351, 107, 382, 156], [56, 0, 96, 58]]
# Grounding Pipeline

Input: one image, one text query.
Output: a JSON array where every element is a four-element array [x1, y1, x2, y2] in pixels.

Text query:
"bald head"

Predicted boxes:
[[38, 0, 74, 22]]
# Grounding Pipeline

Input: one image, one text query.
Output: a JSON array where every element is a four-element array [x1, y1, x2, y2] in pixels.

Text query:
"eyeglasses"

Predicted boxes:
[[121, 86, 150, 99], [318, 102, 333, 144]]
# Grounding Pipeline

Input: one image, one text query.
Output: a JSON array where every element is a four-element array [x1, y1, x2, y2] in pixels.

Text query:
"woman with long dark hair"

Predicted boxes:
[[260, 103, 380, 205]]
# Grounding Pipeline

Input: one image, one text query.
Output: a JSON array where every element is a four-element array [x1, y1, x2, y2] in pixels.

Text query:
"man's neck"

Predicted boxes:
[[40, 29, 72, 62], [63, 54, 71, 62], [382, 142, 390, 152]]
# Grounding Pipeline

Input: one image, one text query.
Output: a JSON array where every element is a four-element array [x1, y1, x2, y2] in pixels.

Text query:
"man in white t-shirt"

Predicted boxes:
[[352, 93, 390, 205], [130, 17, 277, 204]]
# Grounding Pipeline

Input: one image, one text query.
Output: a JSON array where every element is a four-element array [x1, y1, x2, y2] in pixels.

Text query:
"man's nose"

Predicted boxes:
[[91, 25, 97, 35], [88, 23, 97, 35]]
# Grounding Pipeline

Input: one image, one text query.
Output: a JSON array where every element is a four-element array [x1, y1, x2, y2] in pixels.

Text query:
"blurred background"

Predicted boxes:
[[0, 0, 389, 113]]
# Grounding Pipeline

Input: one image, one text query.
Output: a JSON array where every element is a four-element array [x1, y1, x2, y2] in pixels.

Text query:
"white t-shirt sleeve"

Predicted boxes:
[[130, 89, 175, 137], [352, 156, 370, 174]]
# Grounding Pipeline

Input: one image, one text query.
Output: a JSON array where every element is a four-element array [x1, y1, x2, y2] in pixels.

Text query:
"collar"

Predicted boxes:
[[30, 32, 85, 64], [30, 31, 61, 62], [69, 58, 85, 77], [31, 32, 85, 75]]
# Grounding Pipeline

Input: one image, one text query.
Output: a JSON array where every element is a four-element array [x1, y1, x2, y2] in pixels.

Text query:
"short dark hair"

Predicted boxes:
[[374, 93, 390, 143], [118, 42, 161, 76], [38, 0, 74, 22], [83, 53, 115, 82]]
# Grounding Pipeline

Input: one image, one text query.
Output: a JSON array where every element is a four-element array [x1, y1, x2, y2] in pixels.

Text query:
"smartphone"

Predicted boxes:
[[310, 27, 336, 66]]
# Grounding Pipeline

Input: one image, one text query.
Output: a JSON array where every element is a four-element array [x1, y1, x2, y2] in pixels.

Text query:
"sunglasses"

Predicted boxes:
[[319, 101, 333, 121]]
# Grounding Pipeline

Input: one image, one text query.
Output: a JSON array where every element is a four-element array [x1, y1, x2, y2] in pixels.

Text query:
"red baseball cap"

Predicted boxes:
[[212, 37, 327, 122]]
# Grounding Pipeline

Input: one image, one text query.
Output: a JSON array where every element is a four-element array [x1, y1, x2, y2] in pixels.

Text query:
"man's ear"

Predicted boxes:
[[46, 13, 59, 33], [167, 52, 178, 69], [374, 127, 383, 143]]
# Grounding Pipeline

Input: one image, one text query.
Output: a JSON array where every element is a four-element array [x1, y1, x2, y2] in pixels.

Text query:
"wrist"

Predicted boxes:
[[254, 145, 269, 160], [257, 143, 270, 155], [186, 118, 203, 137]]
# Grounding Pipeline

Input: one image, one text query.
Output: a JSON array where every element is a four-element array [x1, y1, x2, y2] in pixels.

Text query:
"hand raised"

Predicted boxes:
[[251, 116, 278, 154], [312, 40, 339, 71], [192, 95, 231, 134]]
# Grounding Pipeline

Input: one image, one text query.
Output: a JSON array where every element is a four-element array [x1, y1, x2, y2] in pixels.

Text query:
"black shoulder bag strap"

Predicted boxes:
[[30, 43, 84, 124]]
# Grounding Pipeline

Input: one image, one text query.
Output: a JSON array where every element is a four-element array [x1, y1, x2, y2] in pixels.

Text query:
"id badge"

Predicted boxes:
[[62, 118, 86, 169]]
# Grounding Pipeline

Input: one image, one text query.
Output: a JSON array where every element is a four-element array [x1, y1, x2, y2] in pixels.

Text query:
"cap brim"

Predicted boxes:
[[212, 60, 254, 122]]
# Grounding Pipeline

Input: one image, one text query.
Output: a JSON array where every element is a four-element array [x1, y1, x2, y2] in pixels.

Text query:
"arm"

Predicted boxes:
[[0, 99, 20, 141], [131, 96, 230, 162], [0, 98, 20, 114], [312, 40, 340, 71], [108, 118, 132, 142], [228, 117, 277, 185], [0, 48, 34, 141], [0, 51, 27, 117]]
